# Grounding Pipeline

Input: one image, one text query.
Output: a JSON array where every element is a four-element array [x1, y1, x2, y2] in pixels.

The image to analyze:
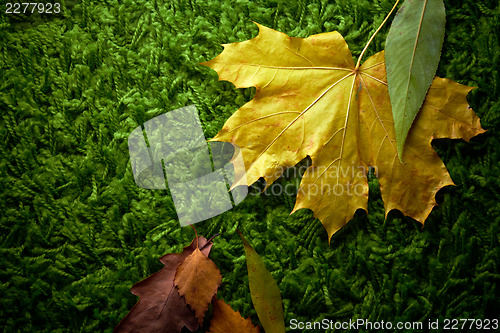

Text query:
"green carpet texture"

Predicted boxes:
[[1, 0, 499, 332]]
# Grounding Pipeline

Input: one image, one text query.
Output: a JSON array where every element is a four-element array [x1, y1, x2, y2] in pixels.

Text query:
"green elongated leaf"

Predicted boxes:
[[238, 231, 285, 333], [385, 0, 446, 160]]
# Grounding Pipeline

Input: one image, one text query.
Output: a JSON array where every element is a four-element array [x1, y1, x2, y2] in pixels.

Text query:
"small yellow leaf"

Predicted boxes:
[[208, 299, 260, 333], [174, 247, 222, 325]]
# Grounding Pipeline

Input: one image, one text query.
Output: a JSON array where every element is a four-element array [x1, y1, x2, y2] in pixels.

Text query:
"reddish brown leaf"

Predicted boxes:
[[208, 299, 260, 333], [114, 236, 213, 333], [174, 246, 222, 325]]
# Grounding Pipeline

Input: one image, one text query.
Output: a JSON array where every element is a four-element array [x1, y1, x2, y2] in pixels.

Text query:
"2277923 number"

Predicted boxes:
[[5, 3, 61, 14], [443, 318, 499, 330]]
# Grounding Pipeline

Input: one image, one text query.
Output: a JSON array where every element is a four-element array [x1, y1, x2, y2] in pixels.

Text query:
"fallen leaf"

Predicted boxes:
[[385, 0, 446, 158], [174, 245, 222, 325], [238, 231, 285, 333], [202, 23, 485, 241], [114, 236, 213, 333], [208, 299, 260, 333]]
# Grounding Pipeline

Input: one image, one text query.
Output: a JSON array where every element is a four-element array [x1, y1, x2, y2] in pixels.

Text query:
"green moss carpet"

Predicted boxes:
[[1, 0, 499, 332]]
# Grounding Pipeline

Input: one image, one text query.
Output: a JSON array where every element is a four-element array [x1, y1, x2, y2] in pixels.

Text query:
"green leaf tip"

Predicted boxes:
[[237, 230, 285, 333], [385, 0, 446, 160]]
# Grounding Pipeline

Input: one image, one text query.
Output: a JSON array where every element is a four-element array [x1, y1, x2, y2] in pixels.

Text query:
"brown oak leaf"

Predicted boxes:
[[114, 236, 213, 333], [208, 299, 260, 333], [174, 245, 222, 325], [202, 23, 485, 241]]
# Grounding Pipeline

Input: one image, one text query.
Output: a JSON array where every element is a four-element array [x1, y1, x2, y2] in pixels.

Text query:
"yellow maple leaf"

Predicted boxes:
[[202, 23, 485, 241]]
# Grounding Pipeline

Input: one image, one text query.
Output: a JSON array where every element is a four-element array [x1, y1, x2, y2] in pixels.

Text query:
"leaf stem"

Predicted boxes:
[[188, 223, 199, 248], [355, 0, 400, 70], [202, 233, 220, 249]]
